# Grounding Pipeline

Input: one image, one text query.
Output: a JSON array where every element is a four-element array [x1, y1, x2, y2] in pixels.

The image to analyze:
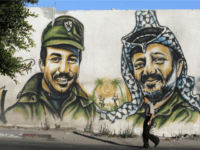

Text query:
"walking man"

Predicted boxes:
[[143, 95, 159, 148]]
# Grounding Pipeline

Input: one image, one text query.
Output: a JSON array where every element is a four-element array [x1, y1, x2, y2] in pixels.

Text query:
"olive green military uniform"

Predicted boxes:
[[5, 73, 96, 123], [127, 91, 199, 129]]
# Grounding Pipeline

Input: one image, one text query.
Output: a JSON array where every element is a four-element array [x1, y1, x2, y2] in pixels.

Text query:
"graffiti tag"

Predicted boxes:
[[19, 59, 35, 74]]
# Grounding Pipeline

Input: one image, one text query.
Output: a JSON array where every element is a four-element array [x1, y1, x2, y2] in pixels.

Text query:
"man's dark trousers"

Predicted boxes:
[[143, 116, 159, 147]]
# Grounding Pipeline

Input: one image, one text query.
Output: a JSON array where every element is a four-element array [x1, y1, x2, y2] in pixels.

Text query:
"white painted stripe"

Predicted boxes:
[[0, 133, 22, 139]]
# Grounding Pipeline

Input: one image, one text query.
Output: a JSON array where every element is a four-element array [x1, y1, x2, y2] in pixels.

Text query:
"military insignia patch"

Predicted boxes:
[[64, 21, 73, 31]]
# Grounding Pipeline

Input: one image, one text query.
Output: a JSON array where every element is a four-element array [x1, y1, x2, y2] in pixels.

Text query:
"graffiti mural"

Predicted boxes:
[[97, 10, 200, 129], [0, 9, 200, 135], [0, 86, 6, 123], [4, 16, 96, 129], [90, 78, 129, 111]]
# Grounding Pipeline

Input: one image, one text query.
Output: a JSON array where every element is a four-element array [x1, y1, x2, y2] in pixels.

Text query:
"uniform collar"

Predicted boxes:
[[17, 73, 43, 99], [138, 90, 185, 116]]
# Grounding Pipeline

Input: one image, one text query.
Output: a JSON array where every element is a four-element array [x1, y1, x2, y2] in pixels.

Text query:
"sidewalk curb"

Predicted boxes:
[[0, 132, 51, 140], [22, 133, 51, 140]]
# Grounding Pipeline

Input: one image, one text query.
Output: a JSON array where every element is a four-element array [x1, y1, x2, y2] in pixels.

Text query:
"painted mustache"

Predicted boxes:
[[141, 74, 163, 84], [53, 73, 73, 84]]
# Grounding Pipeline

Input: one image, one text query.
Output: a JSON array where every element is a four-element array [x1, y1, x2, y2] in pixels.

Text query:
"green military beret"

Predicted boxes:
[[42, 15, 84, 50]]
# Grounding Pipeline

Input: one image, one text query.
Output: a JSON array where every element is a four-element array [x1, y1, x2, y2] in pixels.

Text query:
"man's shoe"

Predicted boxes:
[[155, 138, 160, 147]]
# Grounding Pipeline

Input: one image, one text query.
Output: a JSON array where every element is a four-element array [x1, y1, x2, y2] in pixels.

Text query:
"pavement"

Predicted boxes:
[[0, 126, 200, 149]]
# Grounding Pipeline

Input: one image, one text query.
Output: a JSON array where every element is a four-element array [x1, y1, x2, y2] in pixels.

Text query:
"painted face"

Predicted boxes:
[[132, 43, 177, 102], [41, 47, 80, 94]]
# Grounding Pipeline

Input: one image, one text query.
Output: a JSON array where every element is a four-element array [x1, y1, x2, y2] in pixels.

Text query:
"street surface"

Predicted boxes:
[[0, 132, 200, 150], [0, 127, 199, 150]]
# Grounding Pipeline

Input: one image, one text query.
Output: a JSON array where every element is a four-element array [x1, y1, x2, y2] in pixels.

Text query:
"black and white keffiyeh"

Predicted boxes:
[[96, 10, 200, 123]]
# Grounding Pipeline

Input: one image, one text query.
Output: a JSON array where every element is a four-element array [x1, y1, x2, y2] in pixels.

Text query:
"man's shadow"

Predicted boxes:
[[73, 131, 143, 149]]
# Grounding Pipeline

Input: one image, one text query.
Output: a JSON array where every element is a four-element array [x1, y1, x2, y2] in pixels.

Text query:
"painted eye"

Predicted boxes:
[[51, 58, 61, 63], [135, 63, 145, 69], [154, 58, 166, 64], [68, 58, 78, 64]]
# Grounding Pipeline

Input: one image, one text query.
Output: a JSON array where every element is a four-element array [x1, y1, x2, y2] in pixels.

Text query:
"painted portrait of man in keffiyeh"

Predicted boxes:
[[96, 10, 200, 128]]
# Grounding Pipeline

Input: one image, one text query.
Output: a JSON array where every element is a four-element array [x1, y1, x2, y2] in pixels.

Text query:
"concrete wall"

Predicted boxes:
[[0, 8, 200, 137]]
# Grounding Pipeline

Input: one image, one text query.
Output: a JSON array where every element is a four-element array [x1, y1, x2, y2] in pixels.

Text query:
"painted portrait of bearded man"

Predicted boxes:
[[97, 10, 200, 129]]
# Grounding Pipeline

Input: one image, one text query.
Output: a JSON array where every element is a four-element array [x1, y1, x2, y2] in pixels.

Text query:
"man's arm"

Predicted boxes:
[[148, 114, 154, 125], [148, 103, 155, 125]]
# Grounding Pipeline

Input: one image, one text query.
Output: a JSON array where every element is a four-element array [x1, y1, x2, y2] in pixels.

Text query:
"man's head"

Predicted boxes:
[[143, 95, 150, 104], [131, 43, 183, 103], [39, 15, 84, 94], [120, 10, 186, 104]]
